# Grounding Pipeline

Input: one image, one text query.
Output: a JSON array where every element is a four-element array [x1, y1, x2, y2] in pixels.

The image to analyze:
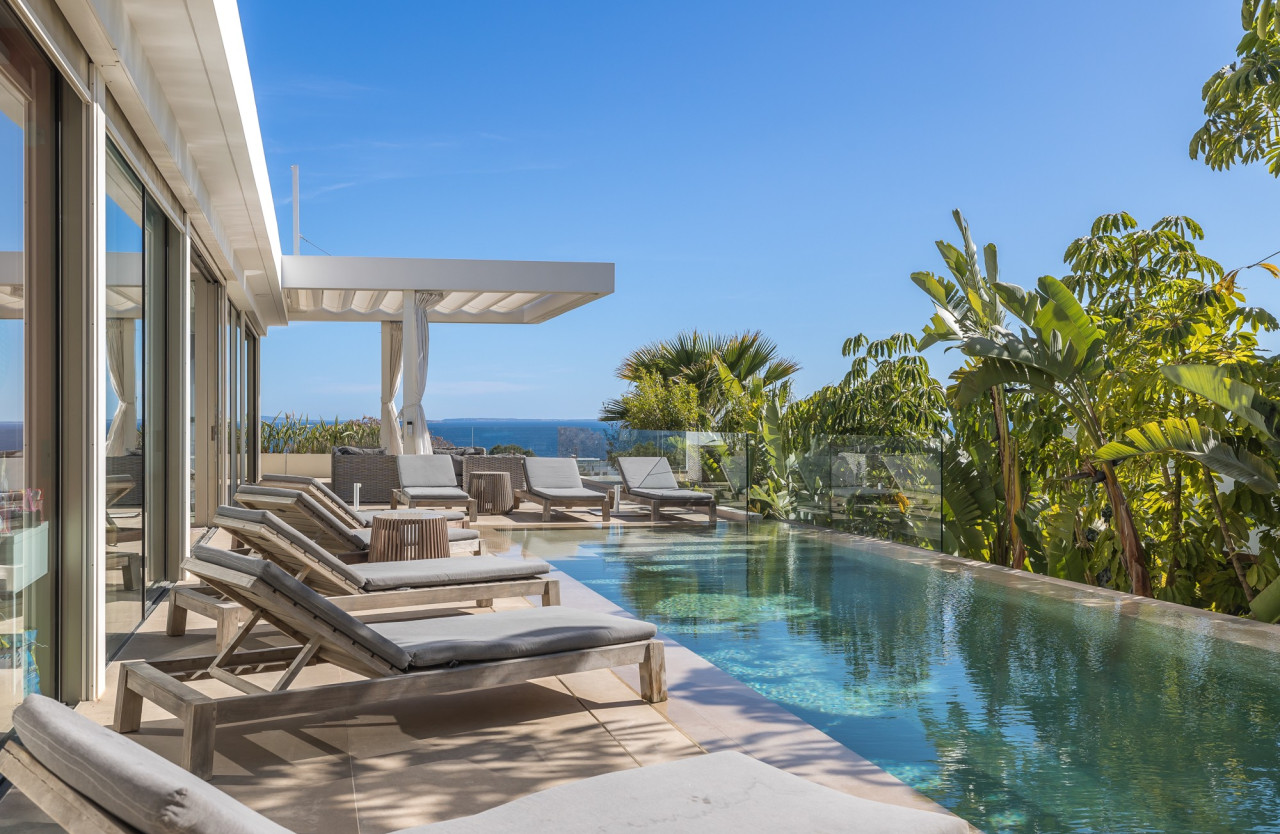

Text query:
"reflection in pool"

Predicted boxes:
[[503, 523, 1280, 834]]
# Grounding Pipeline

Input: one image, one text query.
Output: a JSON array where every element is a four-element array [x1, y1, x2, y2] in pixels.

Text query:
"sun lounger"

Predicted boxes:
[[617, 457, 717, 523], [118, 545, 665, 778], [259, 472, 468, 529], [393, 454, 478, 521], [235, 483, 482, 556], [166, 507, 559, 649], [4, 694, 968, 833], [517, 458, 611, 522]]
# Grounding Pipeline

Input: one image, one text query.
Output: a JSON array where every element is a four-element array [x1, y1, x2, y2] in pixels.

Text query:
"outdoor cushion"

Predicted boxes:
[[617, 457, 680, 491], [12, 694, 292, 834], [369, 606, 656, 669], [527, 486, 606, 501], [349, 526, 479, 548], [335, 445, 385, 455], [626, 488, 713, 502], [213, 505, 368, 589], [349, 555, 552, 592], [398, 454, 459, 488], [360, 508, 465, 525], [523, 457, 585, 490], [189, 545, 413, 670], [410, 750, 968, 834], [399, 485, 471, 500]]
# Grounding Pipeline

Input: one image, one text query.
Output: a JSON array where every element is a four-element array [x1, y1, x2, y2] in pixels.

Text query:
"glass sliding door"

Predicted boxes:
[[0, 5, 58, 733], [104, 143, 145, 656]]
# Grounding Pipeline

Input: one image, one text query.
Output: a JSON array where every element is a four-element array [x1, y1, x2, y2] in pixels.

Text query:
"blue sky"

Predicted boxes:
[[244, 1, 1280, 421]]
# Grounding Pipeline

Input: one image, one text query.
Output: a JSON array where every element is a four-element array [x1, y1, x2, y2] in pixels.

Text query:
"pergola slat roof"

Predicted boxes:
[[280, 255, 614, 325]]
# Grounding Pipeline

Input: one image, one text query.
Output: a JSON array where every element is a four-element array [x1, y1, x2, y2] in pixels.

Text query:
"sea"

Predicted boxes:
[[427, 418, 609, 458], [1, 418, 614, 458]]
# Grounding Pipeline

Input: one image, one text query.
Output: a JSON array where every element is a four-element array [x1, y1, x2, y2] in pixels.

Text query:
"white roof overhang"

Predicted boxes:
[[53, 0, 284, 329], [281, 255, 614, 324]]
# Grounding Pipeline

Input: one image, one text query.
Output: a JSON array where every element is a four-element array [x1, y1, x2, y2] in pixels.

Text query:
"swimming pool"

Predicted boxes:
[[501, 523, 1280, 834]]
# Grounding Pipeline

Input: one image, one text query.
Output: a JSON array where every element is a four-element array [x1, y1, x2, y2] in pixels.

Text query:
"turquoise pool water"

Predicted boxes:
[[504, 524, 1280, 834]]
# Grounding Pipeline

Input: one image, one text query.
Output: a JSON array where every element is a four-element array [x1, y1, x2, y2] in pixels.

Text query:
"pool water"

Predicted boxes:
[[504, 523, 1280, 834]]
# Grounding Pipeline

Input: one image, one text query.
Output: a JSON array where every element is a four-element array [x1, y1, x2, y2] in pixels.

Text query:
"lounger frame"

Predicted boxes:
[[514, 486, 613, 523], [0, 743, 138, 834], [615, 486, 717, 524], [118, 560, 665, 779]]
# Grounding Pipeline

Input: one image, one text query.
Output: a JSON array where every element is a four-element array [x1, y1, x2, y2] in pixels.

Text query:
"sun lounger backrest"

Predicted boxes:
[[397, 454, 458, 488], [213, 505, 365, 595], [188, 545, 412, 671], [12, 694, 293, 834], [259, 473, 363, 529], [522, 457, 585, 491], [235, 484, 366, 554], [617, 457, 680, 491]]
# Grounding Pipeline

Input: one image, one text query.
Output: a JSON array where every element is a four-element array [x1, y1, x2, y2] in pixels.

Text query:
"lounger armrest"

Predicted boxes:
[[333, 550, 371, 564]]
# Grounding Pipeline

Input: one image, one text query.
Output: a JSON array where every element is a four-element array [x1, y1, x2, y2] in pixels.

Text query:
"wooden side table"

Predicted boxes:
[[368, 510, 450, 562], [468, 471, 515, 514]]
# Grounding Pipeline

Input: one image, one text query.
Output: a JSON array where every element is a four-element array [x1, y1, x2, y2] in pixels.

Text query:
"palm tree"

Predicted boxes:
[[606, 330, 800, 428]]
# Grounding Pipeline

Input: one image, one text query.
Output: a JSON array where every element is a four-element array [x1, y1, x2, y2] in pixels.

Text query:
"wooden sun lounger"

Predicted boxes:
[[515, 458, 612, 522], [258, 472, 470, 529], [235, 483, 483, 556], [122, 545, 665, 778], [616, 457, 717, 523], [167, 507, 556, 650]]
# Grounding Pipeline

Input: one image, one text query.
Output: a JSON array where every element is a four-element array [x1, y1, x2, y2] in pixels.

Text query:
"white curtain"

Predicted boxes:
[[399, 290, 443, 454], [379, 321, 404, 454], [105, 318, 137, 456]]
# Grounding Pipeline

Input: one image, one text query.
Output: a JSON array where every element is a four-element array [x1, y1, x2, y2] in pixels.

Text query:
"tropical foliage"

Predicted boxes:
[[602, 330, 800, 431], [1192, 0, 1280, 175], [260, 413, 382, 453]]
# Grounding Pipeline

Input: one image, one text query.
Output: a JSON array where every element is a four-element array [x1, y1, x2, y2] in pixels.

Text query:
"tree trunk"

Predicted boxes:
[[990, 388, 1027, 570], [1163, 462, 1183, 590], [1100, 462, 1152, 597], [1204, 471, 1256, 603]]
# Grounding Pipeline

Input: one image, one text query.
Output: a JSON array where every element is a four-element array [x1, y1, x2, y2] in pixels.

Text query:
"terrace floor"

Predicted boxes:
[[0, 501, 971, 832]]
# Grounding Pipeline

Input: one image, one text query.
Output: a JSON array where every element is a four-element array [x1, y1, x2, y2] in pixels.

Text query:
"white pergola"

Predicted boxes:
[[279, 254, 614, 453]]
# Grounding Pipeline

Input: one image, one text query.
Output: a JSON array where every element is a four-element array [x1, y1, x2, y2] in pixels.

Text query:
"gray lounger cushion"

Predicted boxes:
[[369, 607, 656, 669], [626, 488, 713, 503], [522, 457, 586, 490], [411, 750, 967, 834], [348, 525, 478, 549], [617, 457, 681, 491], [399, 485, 471, 500], [12, 694, 292, 834], [359, 509, 464, 525], [214, 505, 369, 589], [190, 545, 413, 670], [349, 555, 551, 592], [526, 487, 606, 501], [397, 454, 459, 488]]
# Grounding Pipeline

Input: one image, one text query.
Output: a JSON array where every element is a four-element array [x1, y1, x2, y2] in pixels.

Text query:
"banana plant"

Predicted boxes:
[[913, 210, 1028, 569], [952, 274, 1155, 596]]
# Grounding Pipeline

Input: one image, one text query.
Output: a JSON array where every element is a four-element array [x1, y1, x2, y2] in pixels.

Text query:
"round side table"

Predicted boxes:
[[468, 470, 515, 514], [368, 510, 450, 562]]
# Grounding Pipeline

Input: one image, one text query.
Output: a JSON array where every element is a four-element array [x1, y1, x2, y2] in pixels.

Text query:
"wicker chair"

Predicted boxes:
[[330, 449, 398, 503]]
